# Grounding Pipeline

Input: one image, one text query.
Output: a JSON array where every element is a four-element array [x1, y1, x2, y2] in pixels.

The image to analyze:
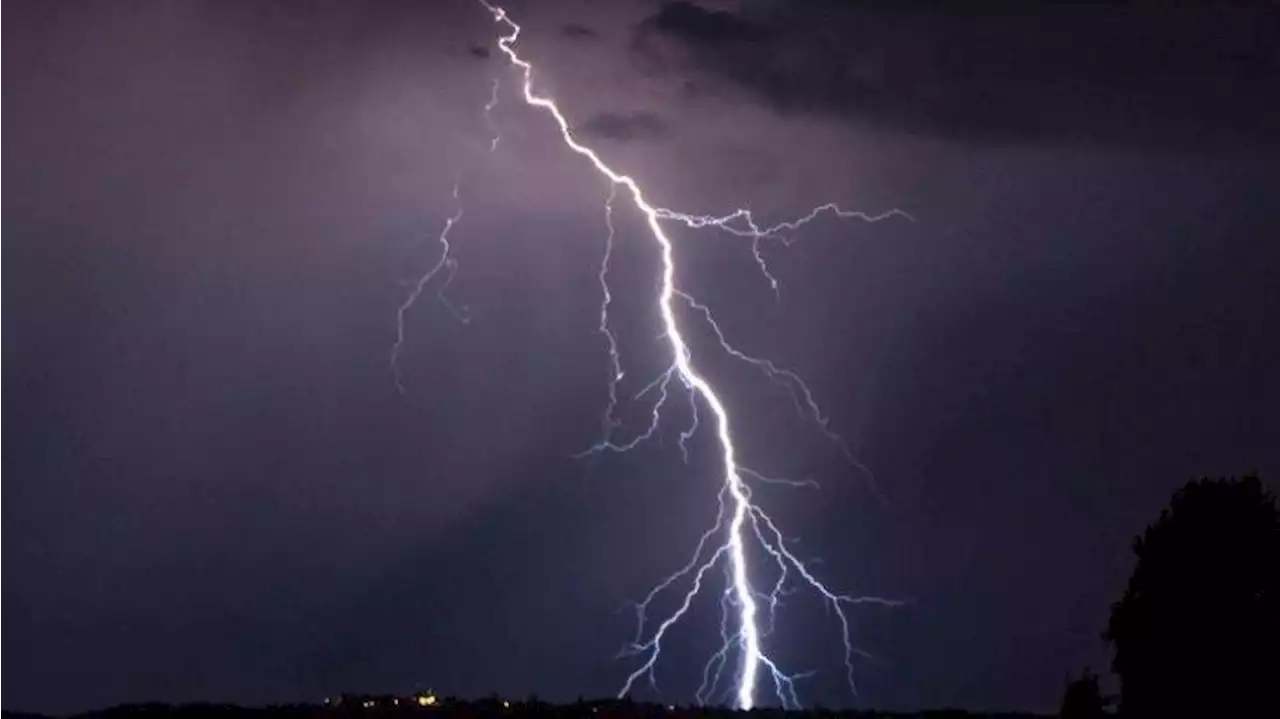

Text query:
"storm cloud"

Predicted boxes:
[[561, 22, 600, 40], [634, 0, 1280, 148], [576, 110, 673, 142]]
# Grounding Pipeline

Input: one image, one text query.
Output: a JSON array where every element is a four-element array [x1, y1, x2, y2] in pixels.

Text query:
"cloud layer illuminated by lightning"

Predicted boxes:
[[395, 1, 911, 709]]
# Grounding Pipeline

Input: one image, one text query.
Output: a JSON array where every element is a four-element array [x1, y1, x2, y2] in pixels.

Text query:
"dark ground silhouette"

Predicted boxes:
[[1056, 669, 1106, 719], [1, 698, 1046, 719], [1104, 474, 1278, 718]]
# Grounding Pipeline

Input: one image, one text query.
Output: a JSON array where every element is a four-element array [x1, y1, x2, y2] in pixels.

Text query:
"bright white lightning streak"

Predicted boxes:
[[477, 1, 905, 709]]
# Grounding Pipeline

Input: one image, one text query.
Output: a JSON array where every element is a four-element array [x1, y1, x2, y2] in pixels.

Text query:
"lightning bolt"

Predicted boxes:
[[435, 1, 910, 709]]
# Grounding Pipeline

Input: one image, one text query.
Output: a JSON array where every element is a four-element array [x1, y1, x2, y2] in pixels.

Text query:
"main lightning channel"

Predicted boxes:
[[476, 1, 904, 709]]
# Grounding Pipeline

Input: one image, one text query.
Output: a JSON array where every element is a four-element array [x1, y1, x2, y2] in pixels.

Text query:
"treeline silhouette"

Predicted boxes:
[[1061, 473, 1277, 718]]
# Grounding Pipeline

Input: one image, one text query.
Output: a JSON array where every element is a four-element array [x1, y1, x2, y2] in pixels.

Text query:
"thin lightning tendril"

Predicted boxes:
[[464, 1, 908, 709], [391, 70, 504, 392], [391, 177, 466, 393], [485, 77, 502, 152], [596, 184, 624, 439], [654, 204, 913, 298]]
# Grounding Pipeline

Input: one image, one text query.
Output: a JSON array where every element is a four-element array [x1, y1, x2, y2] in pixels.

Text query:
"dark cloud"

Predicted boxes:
[[576, 110, 672, 142], [561, 22, 599, 40], [644, 0, 765, 43], [635, 0, 1280, 148], [468, 42, 490, 59]]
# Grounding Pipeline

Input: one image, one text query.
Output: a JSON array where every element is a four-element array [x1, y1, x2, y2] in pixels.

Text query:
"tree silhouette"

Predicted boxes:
[[1058, 667, 1106, 719], [1105, 474, 1278, 718]]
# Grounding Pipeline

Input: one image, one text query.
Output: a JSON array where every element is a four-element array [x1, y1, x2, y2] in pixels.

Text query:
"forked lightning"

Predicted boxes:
[[398, 1, 909, 709]]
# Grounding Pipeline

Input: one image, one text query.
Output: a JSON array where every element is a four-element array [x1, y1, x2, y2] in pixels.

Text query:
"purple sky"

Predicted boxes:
[[6, 0, 1279, 714]]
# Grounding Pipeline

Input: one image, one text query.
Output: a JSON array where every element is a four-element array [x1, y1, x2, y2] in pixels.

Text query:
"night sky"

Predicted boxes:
[[5, 0, 1279, 714]]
